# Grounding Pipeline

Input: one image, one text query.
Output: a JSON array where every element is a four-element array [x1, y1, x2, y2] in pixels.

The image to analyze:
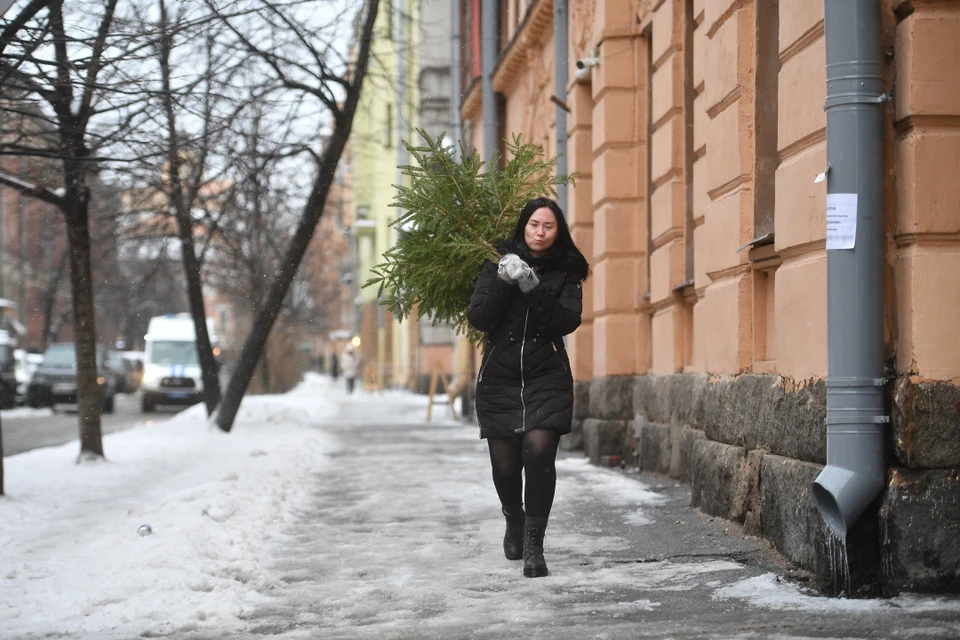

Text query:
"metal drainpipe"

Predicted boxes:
[[554, 0, 568, 212], [451, 0, 462, 160], [453, 0, 475, 420], [481, 0, 497, 164], [812, 0, 888, 539]]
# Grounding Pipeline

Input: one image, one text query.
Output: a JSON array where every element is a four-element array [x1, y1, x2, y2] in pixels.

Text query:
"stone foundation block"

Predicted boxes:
[[637, 420, 672, 476], [756, 453, 888, 597], [700, 374, 826, 464], [588, 375, 635, 420], [573, 380, 591, 420], [583, 418, 632, 465], [881, 469, 960, 594], [892, 378, 960, 468], [632, 373, 826, 465], [561, 418, 585, 452], [679, 427, 706, 484], [733, 448, 765, 535], [634, 373, 708, 426], [759, 455, 825, 576], [636, 419, 687, 479], [690, 438, 746, 522]]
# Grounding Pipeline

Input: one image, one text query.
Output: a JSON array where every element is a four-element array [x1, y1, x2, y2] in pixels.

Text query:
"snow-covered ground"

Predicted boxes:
[[1, 374, 958, 639], [1, 375, 350, 637]]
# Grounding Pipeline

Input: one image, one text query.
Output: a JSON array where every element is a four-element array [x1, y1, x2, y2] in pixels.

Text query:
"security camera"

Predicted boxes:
[[574, 57, 599, 80], [575, 57, 599, 70]]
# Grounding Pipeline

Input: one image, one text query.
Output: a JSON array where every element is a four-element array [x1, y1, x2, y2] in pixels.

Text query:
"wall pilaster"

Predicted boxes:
[[590, 4, 648, 378]]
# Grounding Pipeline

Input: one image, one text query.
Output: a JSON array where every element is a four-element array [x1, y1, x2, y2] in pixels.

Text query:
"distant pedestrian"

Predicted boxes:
[[340, 344, 359, 394], [467, 197, 589, 578], [330, 353, 339, 380]]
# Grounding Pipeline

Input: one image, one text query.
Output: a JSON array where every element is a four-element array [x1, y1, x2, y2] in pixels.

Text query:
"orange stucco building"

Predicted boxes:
[[458, 0, 959, 594]]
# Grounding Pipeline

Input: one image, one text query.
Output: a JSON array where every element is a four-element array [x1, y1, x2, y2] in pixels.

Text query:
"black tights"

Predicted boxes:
[[487, 429, 561, 519]]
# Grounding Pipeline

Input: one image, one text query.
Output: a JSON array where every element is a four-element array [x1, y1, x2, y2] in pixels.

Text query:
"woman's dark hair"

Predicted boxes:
[[511, 197, 589, 281]]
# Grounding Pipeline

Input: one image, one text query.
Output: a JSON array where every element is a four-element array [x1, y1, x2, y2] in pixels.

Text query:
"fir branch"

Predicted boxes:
[[364, 129, 574, 344]]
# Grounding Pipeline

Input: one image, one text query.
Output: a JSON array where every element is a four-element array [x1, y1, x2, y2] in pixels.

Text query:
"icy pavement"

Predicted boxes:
[[1, 374, 958, 639]]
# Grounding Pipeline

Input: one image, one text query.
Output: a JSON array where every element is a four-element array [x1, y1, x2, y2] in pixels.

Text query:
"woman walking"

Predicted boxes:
[[467, 197, 589, 578]]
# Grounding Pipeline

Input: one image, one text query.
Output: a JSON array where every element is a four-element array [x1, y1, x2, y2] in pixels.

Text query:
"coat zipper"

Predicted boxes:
[[552, 342, 567, 373], [478, 345, 495, 382], [519, 309, 529, 432]]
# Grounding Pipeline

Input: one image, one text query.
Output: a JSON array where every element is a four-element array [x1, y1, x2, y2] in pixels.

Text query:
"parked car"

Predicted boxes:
[[0, 330, 16, 409], [14, 348, 44, 405], [26, 343, 116, 412], [141, 314, 212, 412], [106, 351, 143, 393], [121, 351, 144, 392]]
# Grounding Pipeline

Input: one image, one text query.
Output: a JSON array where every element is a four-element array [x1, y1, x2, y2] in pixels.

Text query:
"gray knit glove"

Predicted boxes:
[[498, 253, 540, 292]]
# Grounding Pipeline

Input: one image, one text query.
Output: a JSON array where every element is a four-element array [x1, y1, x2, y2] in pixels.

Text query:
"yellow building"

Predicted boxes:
[[458, 0, 960, 595], [350, 0, 413, 388], [351, 0, 458, 391]]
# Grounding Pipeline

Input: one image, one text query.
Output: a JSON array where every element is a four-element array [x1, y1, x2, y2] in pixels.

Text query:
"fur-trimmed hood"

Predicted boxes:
[[495, 238, 590, 283]]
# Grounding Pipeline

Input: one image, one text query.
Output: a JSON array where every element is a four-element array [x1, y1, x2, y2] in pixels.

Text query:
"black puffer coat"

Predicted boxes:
[[467, 239, 588, 439]]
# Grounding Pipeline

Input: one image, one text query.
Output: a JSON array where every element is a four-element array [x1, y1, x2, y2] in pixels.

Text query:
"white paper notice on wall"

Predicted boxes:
[[826, 193, 858, 250]]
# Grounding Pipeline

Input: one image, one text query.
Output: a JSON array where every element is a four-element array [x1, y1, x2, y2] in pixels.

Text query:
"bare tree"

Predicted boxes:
[[209, 0, 380, 431], [117, 0, 309, 412], [202, 99, 313, 391], [0, 0, 151, 460], [0, 0, 56, 493], [145, 0, 242, 413]]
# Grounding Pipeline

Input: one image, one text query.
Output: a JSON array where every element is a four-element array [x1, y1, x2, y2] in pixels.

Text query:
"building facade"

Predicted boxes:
[[351, 0, 411, 388], [0, 154, 122, 352], [458, 0, 959, 594], [351, 0, 459, 391]]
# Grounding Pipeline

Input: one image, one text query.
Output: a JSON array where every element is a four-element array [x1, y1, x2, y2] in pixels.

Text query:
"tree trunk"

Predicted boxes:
[[178, 226, 221, 413], [259, 347, 271, 393], [215, 199, 322, 431], [158, 0, 220, 415], [65, 189, 104, 459], [214, 0, 379, 432], [40, 250, 68, 353]]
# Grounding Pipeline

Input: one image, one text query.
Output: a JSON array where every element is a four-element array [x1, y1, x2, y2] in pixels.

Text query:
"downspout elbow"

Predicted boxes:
[[812, 422, 885, 538]]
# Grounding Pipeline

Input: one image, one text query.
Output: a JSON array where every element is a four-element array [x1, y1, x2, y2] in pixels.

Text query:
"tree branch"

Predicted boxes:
[[0, 169, 63, 206], [0, 0, 57, 55], [77, 0, 119, 127]]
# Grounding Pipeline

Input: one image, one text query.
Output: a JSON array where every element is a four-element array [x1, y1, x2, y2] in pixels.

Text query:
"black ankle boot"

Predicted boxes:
[[502, 505, 525, 560], [523, 516, 548, 577]]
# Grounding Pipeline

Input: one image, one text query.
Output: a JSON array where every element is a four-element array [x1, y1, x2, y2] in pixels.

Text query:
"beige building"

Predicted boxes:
[[458, 0, 959, 594]]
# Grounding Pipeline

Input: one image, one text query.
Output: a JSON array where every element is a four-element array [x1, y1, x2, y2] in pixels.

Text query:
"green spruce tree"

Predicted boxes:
[[365, 130, 574, 343]]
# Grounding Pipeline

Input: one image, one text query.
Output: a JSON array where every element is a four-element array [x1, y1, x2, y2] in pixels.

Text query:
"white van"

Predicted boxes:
[[140, 313, 217, 412]]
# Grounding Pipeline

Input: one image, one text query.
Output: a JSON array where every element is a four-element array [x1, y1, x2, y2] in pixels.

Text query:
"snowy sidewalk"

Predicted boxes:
[[2, 374, 959, 639]]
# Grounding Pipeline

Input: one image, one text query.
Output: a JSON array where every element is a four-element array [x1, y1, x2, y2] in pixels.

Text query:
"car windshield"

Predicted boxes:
[[150, 341, 199, 365], [41, 345, 104, 369], [42, 345, 77, 368]]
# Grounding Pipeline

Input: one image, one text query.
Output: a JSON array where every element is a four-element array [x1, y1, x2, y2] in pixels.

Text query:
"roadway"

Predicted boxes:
[[1, 392, 187, 458]]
